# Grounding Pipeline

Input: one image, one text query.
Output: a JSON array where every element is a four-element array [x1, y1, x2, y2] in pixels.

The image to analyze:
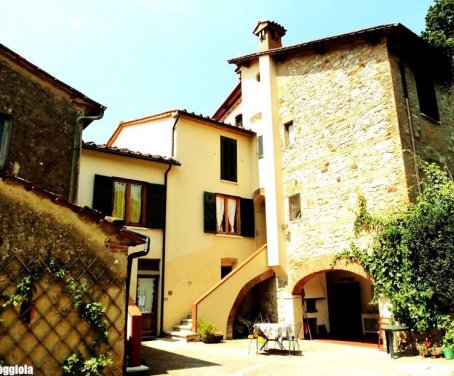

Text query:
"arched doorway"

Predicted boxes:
[[226, 269, 275, 339], [292, 256, 378, 343]]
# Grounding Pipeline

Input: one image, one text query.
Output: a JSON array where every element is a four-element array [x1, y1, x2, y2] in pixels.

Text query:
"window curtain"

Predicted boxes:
[[112, 181, 126, 219], [227, 198, 237, 232], [216, 196, 225, 232], [130, 183, 143, 223]]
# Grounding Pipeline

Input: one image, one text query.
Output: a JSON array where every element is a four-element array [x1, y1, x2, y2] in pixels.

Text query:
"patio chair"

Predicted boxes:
[[248, 325, 258, 354], [281, 322, 302, 355]]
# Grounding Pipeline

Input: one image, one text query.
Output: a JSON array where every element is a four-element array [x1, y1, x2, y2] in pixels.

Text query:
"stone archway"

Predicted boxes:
[[289, 254, 374, 341], [292, 254, 370, 296], [226, 269, 275, 339]]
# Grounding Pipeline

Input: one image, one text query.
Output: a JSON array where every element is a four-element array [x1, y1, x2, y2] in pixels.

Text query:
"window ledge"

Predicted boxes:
[[215, 233, 243, 239], [220, 179, 239, 185], [420, 113, 441, 125]]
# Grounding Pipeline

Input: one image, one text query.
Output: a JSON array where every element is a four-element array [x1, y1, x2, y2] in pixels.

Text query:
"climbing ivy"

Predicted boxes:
[[337, 161, 454, 332], [0, 258, 112, 375]]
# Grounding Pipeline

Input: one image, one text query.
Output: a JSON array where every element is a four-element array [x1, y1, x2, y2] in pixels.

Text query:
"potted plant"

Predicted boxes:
[[442, 327, 454, 360], [197, 319, 223, 343], [416, 338, 431, 357]]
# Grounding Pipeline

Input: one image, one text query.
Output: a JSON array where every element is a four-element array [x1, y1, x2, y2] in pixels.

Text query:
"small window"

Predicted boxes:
[[0, 114, 12, 169], [216, 194, 240, 234], [289, 193, 301, 221], [257, 135, 264, 159], [415, 69, 439, 121], [284, 121, 295, 147], [220, 136, 237, 182], [235, 114, 243, 128], [221, 265, 233, 279]]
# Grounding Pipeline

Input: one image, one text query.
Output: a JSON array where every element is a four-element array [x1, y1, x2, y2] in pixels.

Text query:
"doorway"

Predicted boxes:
[[136, 275, 159, 339]]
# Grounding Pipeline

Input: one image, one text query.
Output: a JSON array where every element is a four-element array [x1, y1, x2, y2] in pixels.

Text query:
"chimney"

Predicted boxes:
[[253, 21, 287, 52]]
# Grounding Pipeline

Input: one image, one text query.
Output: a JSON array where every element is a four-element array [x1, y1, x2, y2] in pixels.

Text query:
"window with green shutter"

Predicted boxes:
[[203, 191, 255, 237]]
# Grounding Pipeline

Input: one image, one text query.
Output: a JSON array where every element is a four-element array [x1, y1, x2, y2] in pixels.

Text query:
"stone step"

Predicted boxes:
[[174, 323, 192, 331], [169, 330, 199, 342]]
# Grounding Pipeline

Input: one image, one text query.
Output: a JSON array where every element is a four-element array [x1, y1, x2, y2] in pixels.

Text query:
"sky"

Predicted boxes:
[[0, 0, 435, 143]]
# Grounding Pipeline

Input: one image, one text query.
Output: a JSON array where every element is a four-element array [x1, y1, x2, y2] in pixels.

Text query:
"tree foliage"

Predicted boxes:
[[339, 162, 454, 332], [421, 0, 454, 61]]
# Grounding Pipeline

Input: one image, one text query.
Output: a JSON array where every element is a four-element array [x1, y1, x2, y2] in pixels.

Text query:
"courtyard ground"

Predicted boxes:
[[140, 338, 454, 376]]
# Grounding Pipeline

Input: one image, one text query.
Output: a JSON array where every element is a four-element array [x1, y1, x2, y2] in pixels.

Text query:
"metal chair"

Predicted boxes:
[[281, 322, 302, 355]]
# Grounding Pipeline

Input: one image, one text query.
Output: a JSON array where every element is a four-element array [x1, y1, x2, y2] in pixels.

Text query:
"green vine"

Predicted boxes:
[[0, 258, 112, 375], [336, 162, 454, 332]]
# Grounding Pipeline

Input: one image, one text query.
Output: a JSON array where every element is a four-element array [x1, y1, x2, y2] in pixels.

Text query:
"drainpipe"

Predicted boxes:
[[158, 112, 179, 336], [399, 60, 421, 195], [69, 109, 105, 203], [159, 163, 172, 336], [123, 229, 150, 375], [171, 111, 180, 157]]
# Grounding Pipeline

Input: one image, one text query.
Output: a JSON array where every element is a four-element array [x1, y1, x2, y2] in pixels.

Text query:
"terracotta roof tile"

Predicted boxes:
[[83, 141, 181, 165]]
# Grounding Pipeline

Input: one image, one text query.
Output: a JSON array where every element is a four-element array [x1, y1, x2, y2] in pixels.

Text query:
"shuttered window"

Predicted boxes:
[[0, 114, 12, 169], [220, 136, 237, 182], [93, 174, 165, 228], [203, 191, 255, 237]]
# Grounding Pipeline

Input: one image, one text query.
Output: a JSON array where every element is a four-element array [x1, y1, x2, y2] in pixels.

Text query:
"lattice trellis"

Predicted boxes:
[[0, 249, 126, 375]]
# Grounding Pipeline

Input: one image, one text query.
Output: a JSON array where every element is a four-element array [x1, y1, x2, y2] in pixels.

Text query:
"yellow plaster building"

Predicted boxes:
[[79, 21, 453, 341]]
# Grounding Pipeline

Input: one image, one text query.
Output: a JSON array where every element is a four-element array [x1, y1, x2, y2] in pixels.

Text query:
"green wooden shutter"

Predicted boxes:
[[240, 198, 255, 237], [220, 136, 237, 182], [146, 183, 165, 228], [204, 191, 217, 233], [93, 175, 113, 216]]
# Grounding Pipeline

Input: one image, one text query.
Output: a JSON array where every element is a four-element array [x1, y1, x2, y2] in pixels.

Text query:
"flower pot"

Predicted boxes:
[[430, 347, 443, 358], [203, 334, 223, 343], [444, 347, 454, 360]]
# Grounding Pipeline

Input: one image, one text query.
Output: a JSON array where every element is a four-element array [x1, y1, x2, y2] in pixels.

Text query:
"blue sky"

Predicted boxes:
[[0, 0, 434, 143]]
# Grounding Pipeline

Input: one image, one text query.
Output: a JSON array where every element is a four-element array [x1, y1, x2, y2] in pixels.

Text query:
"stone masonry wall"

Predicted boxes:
[[388, 52, 454, 195], [276, 39, 410, 288], [0, 58, 85, 198]]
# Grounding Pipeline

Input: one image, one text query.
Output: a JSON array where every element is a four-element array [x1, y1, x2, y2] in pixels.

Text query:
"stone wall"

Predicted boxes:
[[388, 51, 454, 195], [0, 179, 128, 375], [276, 39, 410, 289], [0, 58, 87, 198]]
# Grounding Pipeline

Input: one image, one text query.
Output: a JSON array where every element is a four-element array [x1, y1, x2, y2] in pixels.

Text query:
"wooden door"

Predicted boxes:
[[136, 275, 159, 339]]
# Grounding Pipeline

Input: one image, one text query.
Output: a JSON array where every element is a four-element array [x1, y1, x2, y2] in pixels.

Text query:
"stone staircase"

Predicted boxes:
[[168, 316, 199, 342]]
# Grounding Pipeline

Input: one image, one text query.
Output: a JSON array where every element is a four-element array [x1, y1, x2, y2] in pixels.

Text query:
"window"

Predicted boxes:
[[289, 193, 301, 221], [93, 175, 165, 228], [235, 114, 243, 128], [203, 191, 255, 237], [216, 194, 240, 234], [220, 136, 237, 182], [415, 69, 439, 121], [0, 114, 12, 169], [221, 265, 233, 279], [284, 121, 295, 147], [112, 179, 145, 225], [257, 135, 264, 159]]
